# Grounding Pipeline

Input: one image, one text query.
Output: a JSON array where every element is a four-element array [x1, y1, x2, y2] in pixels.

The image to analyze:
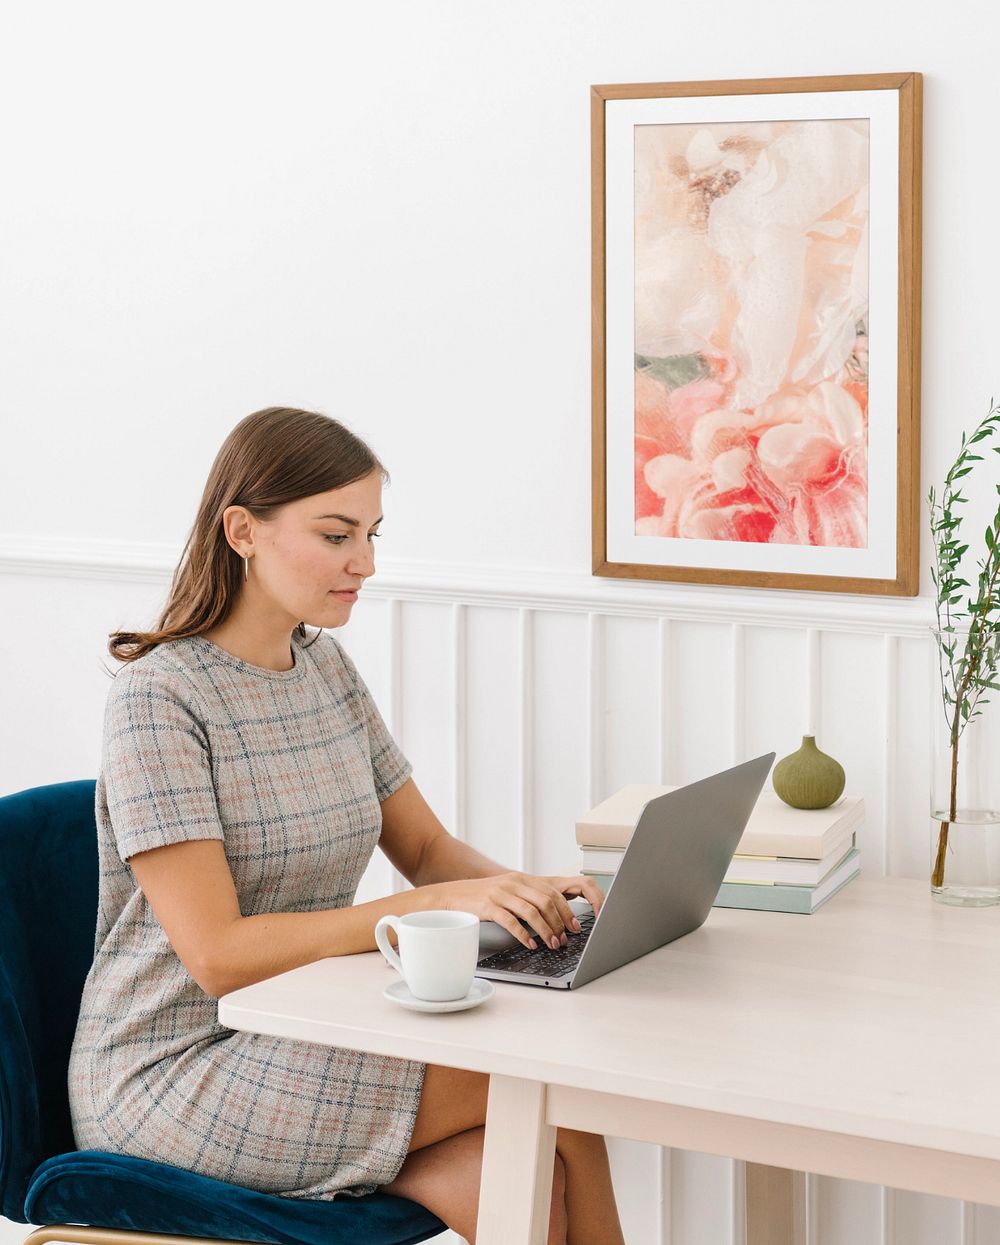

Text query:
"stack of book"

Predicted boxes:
[[576, 785, 863, 914]]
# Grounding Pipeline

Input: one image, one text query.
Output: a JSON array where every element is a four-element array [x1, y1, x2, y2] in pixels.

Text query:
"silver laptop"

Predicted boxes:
[[475, 753, 774, 990]]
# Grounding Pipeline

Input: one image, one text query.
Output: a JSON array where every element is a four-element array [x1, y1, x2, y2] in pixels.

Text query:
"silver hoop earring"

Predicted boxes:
[[244, 556, 249, 582]]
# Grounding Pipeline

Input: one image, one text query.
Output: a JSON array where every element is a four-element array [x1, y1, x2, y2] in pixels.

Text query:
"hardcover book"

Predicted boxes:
[[576, 786, 865, 861], [712, 849, 861, 914], [580, 834, 857, 885]]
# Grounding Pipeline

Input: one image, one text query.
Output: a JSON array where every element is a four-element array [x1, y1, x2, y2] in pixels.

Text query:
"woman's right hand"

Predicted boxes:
[[431, 871, 604, 951]]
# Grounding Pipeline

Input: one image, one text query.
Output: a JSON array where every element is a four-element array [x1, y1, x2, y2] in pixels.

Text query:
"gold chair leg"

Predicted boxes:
[[24, 1227, 263, 1245]]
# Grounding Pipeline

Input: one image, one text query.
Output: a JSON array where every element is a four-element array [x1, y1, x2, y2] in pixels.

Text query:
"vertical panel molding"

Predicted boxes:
[[804, 1173, 817, 1245], [882, 634, 898, 875], [658, 618, 674, 786], [732, 624, 746, 765], [588, 612, 605, 806], [452, 602, 467, 842], [386, 598, 403, 739], [386, 598, 406, 895], [880, 1185, 894, 1244], [518, 608, 534, 874], [657, 1143, 673, 1245], [732, 1158, 747, 1245], [806, 629, 822, 738]]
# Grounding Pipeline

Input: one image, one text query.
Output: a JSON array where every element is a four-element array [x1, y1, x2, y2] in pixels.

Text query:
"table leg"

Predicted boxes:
[[745, 1162, 807, 1245], [475, 1074, 557, 1245]]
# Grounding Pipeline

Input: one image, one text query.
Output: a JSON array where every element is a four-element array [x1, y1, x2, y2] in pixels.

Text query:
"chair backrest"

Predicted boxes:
[[0, 780, 99, 1221]]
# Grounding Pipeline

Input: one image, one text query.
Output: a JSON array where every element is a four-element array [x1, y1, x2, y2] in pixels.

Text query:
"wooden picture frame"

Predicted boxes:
[[591, 73, 922, 595]]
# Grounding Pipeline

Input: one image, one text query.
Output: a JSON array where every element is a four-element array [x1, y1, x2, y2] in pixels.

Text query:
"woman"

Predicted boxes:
[[68, 407, 626, 1245]]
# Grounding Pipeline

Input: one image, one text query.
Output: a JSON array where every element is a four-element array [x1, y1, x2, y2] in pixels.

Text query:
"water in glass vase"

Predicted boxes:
[[930, 814, 1000, 906], [930, 626, 1000, 905]]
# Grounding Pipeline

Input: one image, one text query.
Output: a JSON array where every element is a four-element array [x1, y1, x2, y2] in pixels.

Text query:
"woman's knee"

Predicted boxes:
[[406, 1063, 489, 1152], [386, 1127, 568, 1245], [556, 1125, 609, 1158]]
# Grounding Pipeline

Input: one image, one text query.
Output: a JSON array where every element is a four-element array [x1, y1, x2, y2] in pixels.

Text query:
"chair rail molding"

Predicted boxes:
[[0, 532, 935, 636]]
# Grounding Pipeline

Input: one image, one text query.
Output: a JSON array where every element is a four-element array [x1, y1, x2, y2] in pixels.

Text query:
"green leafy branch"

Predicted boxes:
[[929, 398, 1000, 736], [928, 397, 1000, 888]]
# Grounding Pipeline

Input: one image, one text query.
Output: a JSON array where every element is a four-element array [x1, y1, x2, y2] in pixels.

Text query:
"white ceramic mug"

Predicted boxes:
[[374, 910, 480, 1002]]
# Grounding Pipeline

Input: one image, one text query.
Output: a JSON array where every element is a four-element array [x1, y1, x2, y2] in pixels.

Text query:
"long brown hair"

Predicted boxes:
[[109, 407, 386, 666]]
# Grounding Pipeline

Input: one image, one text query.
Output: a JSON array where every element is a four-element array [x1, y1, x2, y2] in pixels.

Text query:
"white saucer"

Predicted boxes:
[[384, 978, 495, 1013]]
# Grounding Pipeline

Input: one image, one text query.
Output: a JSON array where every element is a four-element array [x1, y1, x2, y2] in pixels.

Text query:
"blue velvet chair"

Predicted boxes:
[[0, 780, 446, 1245]]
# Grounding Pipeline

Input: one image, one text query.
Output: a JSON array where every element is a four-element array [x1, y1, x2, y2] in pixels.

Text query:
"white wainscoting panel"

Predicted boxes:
[[669, 1150, 740, 1244], [602, 614, 659, 800], [665, 620, 737, 787], [742, 625, 809, 765], [530, 608, 591, 877], [463, 605, 524, 870], [397, 601, 455, 831], [6, 539, 992, 1245]]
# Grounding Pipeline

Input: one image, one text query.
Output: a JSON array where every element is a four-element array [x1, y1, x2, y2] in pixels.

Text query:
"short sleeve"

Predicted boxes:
[[101, 667, 226, 862], [332, 640, 413, 802]]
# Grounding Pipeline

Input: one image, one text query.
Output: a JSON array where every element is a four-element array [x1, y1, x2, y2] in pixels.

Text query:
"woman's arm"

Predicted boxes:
[[130, 777, 605, 1001], [379, 777, 510, 886], [380, 778, 605, 947], [129, 838, 442, 999]]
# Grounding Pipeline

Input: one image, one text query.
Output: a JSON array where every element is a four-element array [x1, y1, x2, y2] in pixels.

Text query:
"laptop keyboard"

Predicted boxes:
[[478, 914, 596, 977]]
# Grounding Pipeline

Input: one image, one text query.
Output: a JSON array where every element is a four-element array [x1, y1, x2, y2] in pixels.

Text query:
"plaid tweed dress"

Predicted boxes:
[[68, 629, 426, 1199]]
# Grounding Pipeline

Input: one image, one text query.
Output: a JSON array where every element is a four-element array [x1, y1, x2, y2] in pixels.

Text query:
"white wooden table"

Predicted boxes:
[[218, 877, 1000, 1244]]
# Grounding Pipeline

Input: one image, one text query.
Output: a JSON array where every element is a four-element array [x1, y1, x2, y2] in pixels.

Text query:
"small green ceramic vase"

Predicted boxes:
[[772, 736, 845, 810]]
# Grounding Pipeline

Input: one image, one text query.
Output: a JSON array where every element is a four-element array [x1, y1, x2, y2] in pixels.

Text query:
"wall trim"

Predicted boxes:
[[0, 532, 936, 636]]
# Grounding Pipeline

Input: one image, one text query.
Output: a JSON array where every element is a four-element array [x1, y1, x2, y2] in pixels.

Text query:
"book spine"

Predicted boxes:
[[581, 835, 856, 882], [575, 826, 631, 849], [580, 851, 624, 872], [807, 862, 862, 912], [713, 859, 860, 913], [724, 837, 856, 885]]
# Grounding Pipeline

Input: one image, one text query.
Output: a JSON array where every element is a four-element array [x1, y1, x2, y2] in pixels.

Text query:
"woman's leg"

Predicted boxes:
[[385, 1125, 567, 1245], [554, 1127, 626, 1245], [383, 1064, 624, 1243]]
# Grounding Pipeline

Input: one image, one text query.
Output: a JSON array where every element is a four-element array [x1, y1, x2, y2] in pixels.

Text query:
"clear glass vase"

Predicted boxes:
[[930, 627, 1000, 906]]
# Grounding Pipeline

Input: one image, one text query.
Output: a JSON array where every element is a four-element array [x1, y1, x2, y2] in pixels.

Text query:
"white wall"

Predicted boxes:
[[2, 0, 998, 567], [3, 2, 1000, 1244]]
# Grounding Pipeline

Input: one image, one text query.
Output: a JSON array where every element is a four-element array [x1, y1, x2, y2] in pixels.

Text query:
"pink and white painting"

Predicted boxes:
[[633, 119, 870, 548]]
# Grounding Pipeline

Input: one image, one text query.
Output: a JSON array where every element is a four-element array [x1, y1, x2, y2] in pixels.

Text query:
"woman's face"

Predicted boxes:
[[247, 471, 383, 630]]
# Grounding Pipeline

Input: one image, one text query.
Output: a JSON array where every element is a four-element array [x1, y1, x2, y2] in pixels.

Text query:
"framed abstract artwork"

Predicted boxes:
[[591, 73, 922, 594]]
